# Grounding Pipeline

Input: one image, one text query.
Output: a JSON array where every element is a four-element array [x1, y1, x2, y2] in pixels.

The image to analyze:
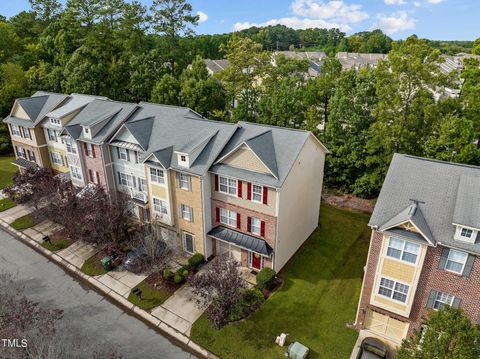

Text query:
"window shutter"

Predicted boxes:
[[132, 176, 137, 188], [426, 290, 437, 308], [61, 155, 65, 167], [116, 147, 120, 159], [463, 254, 475, 277], [96, 172, 100, 184], [88, 169, 93, 182], [84, 143, 88, 156], [92, 145, 96, 158], [216, 207, 220, 222], [28, 129, 32, 139], [247, 182, 252, 200], [188, 176, 192, 191], [126, 149, 130, 161], [214, 175, 219, 191], [117, 171, 121, 184], [176, 173, 180, 188], [260, 221, 265, 237], [263, 187, 268, 204], [452, 297, 462, 309], [238, 180, 242, 198], [190, 207, 194, 223], [438, 248, 449, 270], [247, 217, 252, 232], [236, 213, 241, 229]]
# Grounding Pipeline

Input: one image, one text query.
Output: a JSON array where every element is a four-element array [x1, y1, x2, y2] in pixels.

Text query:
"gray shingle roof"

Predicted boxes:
[[370, 154, 480, 254], [452, 175, 480, 229], [45, 93, 106, 119], [203, 59, 229, 73], [12, 157, 38, 169], [208, 226, 273, 256]]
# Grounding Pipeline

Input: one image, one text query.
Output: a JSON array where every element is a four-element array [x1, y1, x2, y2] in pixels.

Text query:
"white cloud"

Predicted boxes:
[[427, 0, 446, 3], [233, 0, 368, 32], [197, 11, 208, 23], [413, 1, 422, 7], [384, 0, 406, 5], [372, 11, 416, 34]]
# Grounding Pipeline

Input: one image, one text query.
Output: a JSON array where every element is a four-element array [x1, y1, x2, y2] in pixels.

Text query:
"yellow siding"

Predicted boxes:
[[374, 295, 407, 312], [221, 144, 270, 174], [151, 184, 167, 199], [381, 258, 415, 284]]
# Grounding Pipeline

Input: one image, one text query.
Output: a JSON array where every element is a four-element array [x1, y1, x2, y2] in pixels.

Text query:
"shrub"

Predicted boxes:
[[188, 253, 205, 269], [229, 288, 265, 321], [176, 266, 189, 277], [163, 268, 173, 280], [256, 268, 276, 291], [173, 274, 184, 284]]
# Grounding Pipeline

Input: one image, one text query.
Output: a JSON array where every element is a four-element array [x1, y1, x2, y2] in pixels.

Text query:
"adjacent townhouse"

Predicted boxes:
[[108, 102, 238, 253], [335, 52, 387, 71], [355, 154, 480, 350], [3, 91, 69, 172], [209, 122, 327, 271], [40, 94, 106, 175], [61, 99, 138, 190]]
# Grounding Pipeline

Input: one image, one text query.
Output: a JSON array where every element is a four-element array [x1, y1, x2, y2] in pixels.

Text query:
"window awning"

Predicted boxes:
[[208, 226, 273, 256], [12, 158, 38, 169]]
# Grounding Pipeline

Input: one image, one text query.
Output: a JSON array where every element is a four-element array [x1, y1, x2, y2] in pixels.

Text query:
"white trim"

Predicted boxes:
[[445, 248, 468, 274], [432, 291, 454, 310], [376, 275, 410, 305], [381, 219, 434, 246], [182, 232, 195, 254], [452, 222, 480, 232], [218, 175, 238, 197], [248, 250, 264, 270], [386, 236, 420, 266], [251, 184, 263, 203]]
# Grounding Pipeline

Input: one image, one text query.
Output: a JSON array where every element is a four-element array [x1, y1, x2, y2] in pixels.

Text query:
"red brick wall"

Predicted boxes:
[[355, 230, 382, 329], [81, 142, 107, 188], [211, 199, 277, 249]]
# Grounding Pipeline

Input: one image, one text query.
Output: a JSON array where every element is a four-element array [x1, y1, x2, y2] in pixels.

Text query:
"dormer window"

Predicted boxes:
[[461, 228, 473, 239], [50, 118, 61, 125], [454, 225, 478, 243], [177, 153, 189, 167]]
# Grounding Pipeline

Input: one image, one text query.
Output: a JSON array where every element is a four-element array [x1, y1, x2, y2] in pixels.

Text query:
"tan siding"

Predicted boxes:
[[12, 103, 29, 119], [374, 296, 408, 311], [221, 144, 270, 174], [381, 258, 416, 283], [151, 184, 167, 199]]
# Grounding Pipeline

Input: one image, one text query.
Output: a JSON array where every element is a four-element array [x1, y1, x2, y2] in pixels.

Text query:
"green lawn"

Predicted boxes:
[[80, 254, 107, 276], [0, 154, 17, 189], [128, 280, 172, 310], [0, 198, 15, 212], [41, 238, 72, 252], [10, 214, 36, 230], [190, 203, 370, 359]]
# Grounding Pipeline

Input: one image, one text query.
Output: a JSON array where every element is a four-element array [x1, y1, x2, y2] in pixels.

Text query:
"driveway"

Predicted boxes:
[[0, 228, 197, 359]]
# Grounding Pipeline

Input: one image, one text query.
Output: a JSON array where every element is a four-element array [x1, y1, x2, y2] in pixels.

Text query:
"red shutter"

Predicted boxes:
[[247, 217, 251, 232], [83, 143, 88, 156], [237, 180, 242, 198], [247, 182, 252, 200], [260, 221, 265, 237], [216, 207, 220, 222], [214, 175, 219, 191], [92, 145, 96, 158], [236, 213, 241, 229], [96, 172, 100, 184], [88, 169, 93, 182], [263, 186, 268, 205]]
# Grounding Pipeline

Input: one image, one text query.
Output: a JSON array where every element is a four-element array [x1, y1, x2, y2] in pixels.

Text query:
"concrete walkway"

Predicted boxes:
[[23, 219, 64, 243], [96, 269, 147, 298], [0, 203, 33, 223]]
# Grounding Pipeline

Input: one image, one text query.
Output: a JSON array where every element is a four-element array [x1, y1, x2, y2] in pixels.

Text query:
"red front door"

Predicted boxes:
[[251, 253, 262, 270]]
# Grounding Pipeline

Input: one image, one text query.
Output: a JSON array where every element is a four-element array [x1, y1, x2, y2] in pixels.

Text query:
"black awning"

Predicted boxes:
[[12, 158, 38, 169], [208, 226, 273, 256]]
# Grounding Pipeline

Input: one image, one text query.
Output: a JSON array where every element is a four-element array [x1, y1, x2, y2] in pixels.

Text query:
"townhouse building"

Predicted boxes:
[[355, 154, 480, 350], [3, 91, 69, 172]]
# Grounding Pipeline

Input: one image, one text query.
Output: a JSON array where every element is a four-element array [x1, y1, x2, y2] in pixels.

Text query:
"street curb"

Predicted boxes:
[[0, 217, 219, 359]]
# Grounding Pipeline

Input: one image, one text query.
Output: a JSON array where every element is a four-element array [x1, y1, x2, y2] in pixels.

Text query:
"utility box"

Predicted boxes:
[[101, 256, 113, 271], [287, 342, 309, 359]]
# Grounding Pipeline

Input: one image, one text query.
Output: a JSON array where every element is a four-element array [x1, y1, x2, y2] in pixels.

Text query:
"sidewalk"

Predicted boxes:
[[0, 205, 216, 359]]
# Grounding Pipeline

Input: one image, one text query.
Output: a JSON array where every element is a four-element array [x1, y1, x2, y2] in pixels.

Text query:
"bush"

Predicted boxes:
[[174, 274, 184, 284], [176, 266, 189, 277], [256, 268, 276, 291], [229, 288, 265, 321], [188, 253, 205, 269], [163, 268, 173, 280]]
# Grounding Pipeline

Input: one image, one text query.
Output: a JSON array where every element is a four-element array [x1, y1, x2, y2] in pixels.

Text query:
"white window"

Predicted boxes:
[[219, 176, 237, 195], [134, 151, 140, 164], [433, 291, 454, 310], [183, 232, 195, 254], [22, 127, 31, 140], [180, 155, 186, 162], [251, 217, 261, 235], [378, 277, 409, 303], [445, 249, 468, 274], [138, 178, 147, 192], [460, 228, 473, 239], [70, 165, 82, 180], [386, 237, 420, 264], [118, 147, 128, 161], [252, 184, 263, 202], [86, 143, 94, 157], [118, 172, 134, 188], [65, 139, 76, 154], [16, 146, 26, 159], [150, 168, 165, 184], [91, 170, 99, 184], [180, 204, 193, 221], [179, 173, 190, 190], [50, 118, 61, 125], [51, 151, 63, 165], [47, 129, 57, 142], [220, 208, 237, 227], [11, 125, 21, 137], [153, 198, 168, 215], [27, 150, 36, 162]]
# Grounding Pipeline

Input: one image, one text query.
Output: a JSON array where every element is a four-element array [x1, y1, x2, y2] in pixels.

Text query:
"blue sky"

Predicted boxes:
[[1, 0, 478, 40]]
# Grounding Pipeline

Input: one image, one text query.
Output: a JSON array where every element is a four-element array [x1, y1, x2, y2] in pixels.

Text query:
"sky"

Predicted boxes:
[[1, 0, 478, 41]]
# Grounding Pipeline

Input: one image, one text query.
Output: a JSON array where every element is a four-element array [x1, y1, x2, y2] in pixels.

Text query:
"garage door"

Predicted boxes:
[[217, 241, 242, 262], [364, 310, 409, 343]]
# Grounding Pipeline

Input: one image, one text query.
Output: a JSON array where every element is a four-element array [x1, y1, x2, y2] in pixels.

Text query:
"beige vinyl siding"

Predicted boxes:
[[364, 309, 409, 345], [381, 258, 416, 283], [221, 144, 271, 174]]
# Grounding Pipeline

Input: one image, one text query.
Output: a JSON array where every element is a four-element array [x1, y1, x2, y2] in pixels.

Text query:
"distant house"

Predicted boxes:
[[355, 154, 480, 351], [203, 59, 230, 76], [335, 52, 387, 71]]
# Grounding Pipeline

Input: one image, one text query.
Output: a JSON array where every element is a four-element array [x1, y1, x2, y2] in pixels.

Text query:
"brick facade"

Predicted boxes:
[[81, 142, 108, 188]]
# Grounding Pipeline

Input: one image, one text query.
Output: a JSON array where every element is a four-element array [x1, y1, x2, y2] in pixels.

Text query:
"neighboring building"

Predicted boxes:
[[335, 52, 387, 71], [203, 59, 230, 75], [61, 99, 138, 190], [3, 91, 69, 172], [272, 51, 327, 77], [41, 94, 106, 175], [355, 154, 480, 350], [209, 122, 328, 271]]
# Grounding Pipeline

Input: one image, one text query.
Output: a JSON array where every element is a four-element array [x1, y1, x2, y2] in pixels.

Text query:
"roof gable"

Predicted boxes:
[[219, 143, 272, 175], [16, 95, 48, 122], [124, 117, 154, 150]]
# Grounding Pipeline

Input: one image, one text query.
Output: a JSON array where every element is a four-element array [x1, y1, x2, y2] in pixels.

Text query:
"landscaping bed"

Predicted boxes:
[[0, 198, 15, 212], [10, 214, 39, 230], [127, 272, 179, 310], [40, 229, 73, 252], [190, 203, 371, 359]]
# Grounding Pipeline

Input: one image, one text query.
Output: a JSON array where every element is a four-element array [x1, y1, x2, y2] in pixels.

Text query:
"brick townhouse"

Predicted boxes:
[[355, 153, 480, 350]]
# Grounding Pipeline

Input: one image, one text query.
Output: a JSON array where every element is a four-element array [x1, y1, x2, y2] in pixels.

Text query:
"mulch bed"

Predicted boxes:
[[322, 192, 375, 213], [144, 272, 183, 293], [262, 277, 283, 299]]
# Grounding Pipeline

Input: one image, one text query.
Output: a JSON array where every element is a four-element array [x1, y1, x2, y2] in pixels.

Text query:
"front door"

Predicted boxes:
[[251, 252, 262, 270]]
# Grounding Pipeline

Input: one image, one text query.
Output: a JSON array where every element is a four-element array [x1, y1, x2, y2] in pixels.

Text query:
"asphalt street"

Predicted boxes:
[[0, 228, 197, 359]]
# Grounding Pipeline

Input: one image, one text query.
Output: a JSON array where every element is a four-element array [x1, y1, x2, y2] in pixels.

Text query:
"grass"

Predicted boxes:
[[80, 253, 108, 276], [127, 280, 172, 310], [190, 203, 371, 359], [0, 198, 15, 212], [10, 214, 36, 230], [0, 154, 17, 189], [41, 238, 72, 252]]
